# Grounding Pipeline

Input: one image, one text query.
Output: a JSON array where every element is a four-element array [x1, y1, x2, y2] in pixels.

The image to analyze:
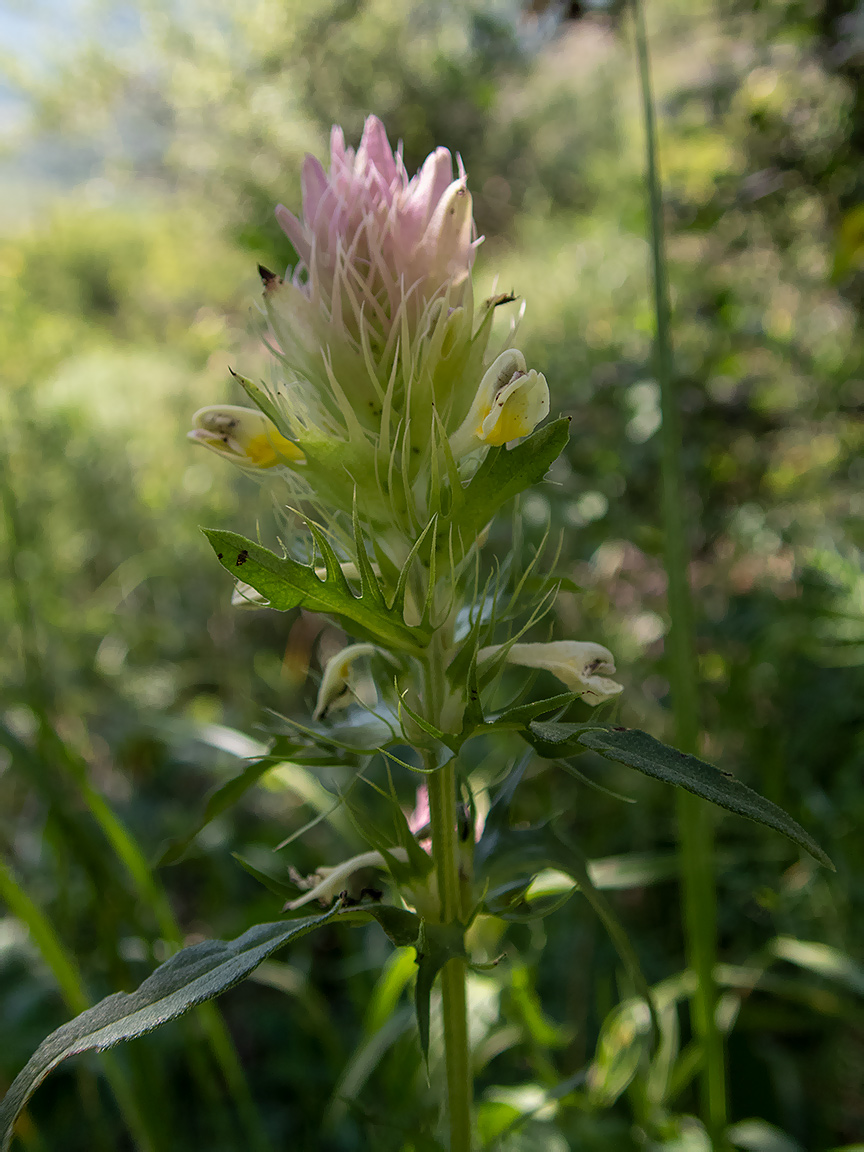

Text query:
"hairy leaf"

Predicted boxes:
[[526, 719, 603, 758], [0, 908, 342, 1150], [577, 728, 833, 869]]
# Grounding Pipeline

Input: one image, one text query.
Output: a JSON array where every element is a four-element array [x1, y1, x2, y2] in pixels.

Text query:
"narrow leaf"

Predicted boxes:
[[577, 728, 833, 869], [391, 516, 437, 618], [490, 693, 578, 728], [0, 908, 343, 1151], [232, 853, 297, 900], [352, 496, 386, 607], [305, 519, 351, 591]]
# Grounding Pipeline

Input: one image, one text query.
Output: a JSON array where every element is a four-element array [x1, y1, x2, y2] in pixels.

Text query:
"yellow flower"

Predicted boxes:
[[188, 405, 305, 469], [477, 640, 623, 705], [450, 350, 550, 459]]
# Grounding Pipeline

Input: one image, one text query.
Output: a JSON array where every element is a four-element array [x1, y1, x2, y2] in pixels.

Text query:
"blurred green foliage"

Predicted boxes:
[[2, 0, 864, 1148]]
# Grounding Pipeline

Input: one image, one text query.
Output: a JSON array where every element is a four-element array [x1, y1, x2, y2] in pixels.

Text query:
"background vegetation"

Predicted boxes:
[[2, 0, 864, 1147]]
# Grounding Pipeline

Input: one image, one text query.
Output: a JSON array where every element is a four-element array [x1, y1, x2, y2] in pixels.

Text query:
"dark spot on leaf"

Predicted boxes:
[[217, 553, 223, 560], [236, 549, 249, 566], [613, 726, 628, 732]]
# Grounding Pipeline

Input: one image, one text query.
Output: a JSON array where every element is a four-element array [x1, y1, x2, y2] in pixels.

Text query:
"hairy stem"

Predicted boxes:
[[631, 0, 727, 1135]]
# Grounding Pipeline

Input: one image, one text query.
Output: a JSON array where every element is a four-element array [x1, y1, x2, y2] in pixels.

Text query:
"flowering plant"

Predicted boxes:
[[0, 117, 830, 1152]]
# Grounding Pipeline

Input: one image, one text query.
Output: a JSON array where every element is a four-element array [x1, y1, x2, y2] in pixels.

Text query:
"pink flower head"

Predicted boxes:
[[274, 115, 478, 352]]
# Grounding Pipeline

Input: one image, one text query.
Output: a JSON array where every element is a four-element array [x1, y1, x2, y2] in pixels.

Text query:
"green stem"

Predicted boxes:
[[631, 0, 727, 1137], [427, 762, 472, 1152]]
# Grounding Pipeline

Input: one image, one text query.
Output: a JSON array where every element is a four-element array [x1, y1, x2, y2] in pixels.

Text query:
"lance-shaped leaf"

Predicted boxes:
[[203, 529, 430, 654], [488, 693, 579, 731], [451, 417, 570, 548], [0, 907, 343, 1151], [576, 728, 833, 870]]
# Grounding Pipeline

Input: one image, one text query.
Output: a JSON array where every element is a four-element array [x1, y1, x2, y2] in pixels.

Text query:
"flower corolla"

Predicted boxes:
[[314, 643, 378, 720], [188, 405, 304, 469], [450, 350, 550, 459], [285, 848, 408, 911], [478, 640, 623, 705]]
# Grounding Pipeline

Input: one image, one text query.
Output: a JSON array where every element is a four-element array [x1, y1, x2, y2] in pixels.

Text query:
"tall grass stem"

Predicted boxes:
[[631, 0, 727, 1135]]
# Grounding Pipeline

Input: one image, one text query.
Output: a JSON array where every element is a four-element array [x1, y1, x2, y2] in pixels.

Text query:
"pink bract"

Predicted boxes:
[[275, 115, 478, 343]]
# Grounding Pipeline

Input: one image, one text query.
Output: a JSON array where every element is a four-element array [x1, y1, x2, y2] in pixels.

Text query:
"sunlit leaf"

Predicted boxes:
[[452, 418, 570, 548], [203, 528, 430, 653]]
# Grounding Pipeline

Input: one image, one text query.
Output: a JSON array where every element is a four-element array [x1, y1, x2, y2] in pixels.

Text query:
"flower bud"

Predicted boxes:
[[449, 349, 550, 459], [188, 405, 305, 469], [478, 640, 623, 705]]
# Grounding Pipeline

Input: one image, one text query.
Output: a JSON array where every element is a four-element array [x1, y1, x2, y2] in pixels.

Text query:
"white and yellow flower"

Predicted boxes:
[[188, 405, 305, 470], [477, 640, 623, 705], [450, 350, 550, 459]]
